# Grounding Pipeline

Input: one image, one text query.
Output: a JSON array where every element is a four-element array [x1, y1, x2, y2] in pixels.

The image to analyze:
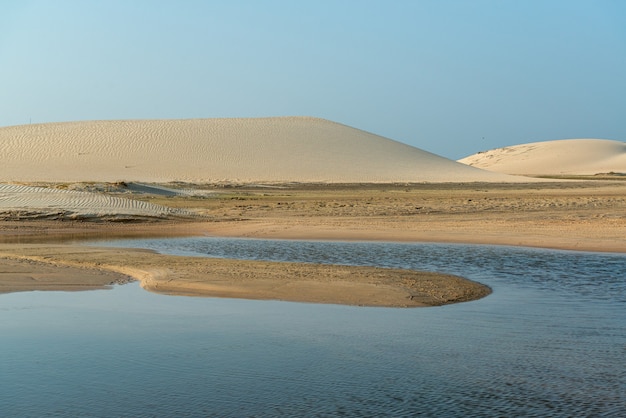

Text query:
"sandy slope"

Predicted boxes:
[[0, 184, 186, 220], [0, 117, 519, 183], [459, 139, 626, 176]]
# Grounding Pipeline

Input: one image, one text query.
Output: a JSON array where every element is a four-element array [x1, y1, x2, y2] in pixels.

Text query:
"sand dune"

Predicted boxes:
[[459, 139, 626, 176], [0, 117, 520, 183], [0, 184, 186, 220]]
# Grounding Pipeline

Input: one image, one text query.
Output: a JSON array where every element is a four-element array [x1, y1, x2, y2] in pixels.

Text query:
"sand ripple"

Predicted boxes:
[[0, 184, 188, 220], [0, 117, 520, 183]]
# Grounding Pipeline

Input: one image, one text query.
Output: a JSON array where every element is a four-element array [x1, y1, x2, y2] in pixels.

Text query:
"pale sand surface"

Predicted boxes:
[[1, 182, 624, 306], [459, 139, 626, 176], [1, 117, 624, 306], [0, 117, 523, 183], [0, 184, 190, 220]]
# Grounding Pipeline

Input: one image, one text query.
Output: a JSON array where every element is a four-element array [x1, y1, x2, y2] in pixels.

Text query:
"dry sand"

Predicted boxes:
[[0, 183, 189, 220], [1, 118, 625, 306], [1, 182, 624, 307], [175, 182, 626, 254], [0, 117, 523, 183], [459, 139, 626, 176]]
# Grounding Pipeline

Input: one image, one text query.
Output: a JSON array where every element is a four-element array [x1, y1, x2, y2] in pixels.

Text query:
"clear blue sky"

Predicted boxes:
[[1, 0, 624, 159]]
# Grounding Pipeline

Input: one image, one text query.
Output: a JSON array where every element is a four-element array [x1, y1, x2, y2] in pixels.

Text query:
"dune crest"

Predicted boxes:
[[459, 139, 626, 176], [0, 117, 519, 183]]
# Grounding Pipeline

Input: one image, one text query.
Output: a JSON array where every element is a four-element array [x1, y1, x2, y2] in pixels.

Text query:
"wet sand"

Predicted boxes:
[[0, 244, 489, 307], [1, 182, 624, 306]]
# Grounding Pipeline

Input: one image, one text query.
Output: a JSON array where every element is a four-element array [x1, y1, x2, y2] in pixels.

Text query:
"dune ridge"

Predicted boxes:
[[0, 117, 520, 183], [459, 139, 626, 176]]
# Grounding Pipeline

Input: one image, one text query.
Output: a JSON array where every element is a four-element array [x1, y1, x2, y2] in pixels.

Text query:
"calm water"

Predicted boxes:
[[1, 238, 625, 417]]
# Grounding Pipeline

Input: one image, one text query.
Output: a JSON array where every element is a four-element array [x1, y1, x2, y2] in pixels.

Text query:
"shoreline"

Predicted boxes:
[[1, 181, 624, 306], [198, 220, 626, 254], [0, 243, 491, 307], [2, 216, 624, 254]]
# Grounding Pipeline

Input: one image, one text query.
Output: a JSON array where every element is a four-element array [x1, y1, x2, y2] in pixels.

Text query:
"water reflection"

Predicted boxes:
[[97, 237, 626, 304], [2, 239, 625, 417]]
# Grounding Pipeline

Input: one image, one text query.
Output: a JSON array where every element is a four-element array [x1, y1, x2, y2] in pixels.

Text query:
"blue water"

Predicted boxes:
[[1, 238, 625, 417]]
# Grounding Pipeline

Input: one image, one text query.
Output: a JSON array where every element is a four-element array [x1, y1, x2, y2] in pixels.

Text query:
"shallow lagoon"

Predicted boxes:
[[2, 238, 625, 416]]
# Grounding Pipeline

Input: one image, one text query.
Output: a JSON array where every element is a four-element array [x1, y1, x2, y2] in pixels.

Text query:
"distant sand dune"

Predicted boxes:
[[459, 139, 626, 176], [0, 117, 520, 183], [0, 184, 185, 220]]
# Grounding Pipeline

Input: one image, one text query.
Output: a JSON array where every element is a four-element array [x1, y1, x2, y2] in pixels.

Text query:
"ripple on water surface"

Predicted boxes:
[[1, 239, 625, 416]]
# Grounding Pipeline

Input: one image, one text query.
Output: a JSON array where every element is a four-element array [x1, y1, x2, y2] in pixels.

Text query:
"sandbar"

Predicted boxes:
[[0, 243, 489, 307], [1, 182, 624, 306]]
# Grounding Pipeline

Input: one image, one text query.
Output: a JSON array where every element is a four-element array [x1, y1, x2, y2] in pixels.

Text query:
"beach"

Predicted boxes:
[[1, 118, 624, 306], [1, 181, 624, 306]]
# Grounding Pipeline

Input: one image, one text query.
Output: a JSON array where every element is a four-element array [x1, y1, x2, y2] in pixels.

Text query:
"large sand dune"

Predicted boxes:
[[0, 117, 518, 183], [459, 139, 626, 176]]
